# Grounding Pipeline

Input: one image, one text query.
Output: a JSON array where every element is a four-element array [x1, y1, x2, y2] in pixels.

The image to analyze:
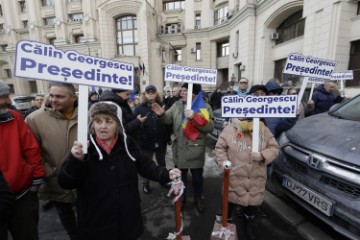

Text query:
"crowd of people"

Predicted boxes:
[[0, 76, 346, 240]]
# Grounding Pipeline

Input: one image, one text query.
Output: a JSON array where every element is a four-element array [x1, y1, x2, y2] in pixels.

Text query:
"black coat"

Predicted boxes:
[[99, 90, 141, 137], [133, 102, 170, 151], [0, 171, 16, 226], [58, 135, 170, 240]]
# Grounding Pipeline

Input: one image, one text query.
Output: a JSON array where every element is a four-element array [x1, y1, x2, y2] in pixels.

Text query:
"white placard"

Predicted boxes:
[[330, 70, 353, 81], [14, 40, 134, 153], [283, 53, 337, 79], [14, 40, 134, 90], [164, 64, 217, 85], [221, 95, 298, 118], [308, 77, 325, 84]]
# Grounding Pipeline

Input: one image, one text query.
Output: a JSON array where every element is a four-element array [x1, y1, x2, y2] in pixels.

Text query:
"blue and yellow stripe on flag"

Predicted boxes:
[[182, 91, 209, 141]]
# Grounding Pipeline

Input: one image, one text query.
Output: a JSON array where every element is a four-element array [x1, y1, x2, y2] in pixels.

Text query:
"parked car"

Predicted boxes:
[[11, 95, 35, 115], [271, 94, 360, 240]]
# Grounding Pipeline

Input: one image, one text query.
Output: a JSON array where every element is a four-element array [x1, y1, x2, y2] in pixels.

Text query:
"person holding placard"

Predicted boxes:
[[265, 79, 299, 138], [151, 83, 214, 213], [26, 83, 80, 240], [215, 117, 279, 240], [58, 102, 181, 240], [311, 81, 344, 115]]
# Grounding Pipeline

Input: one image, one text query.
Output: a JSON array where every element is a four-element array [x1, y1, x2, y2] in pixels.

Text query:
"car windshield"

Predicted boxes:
[[330, 95, 360, 121]]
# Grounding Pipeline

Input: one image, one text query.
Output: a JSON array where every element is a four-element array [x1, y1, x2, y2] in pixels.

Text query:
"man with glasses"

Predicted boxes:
[[234, 77, 250, 97]]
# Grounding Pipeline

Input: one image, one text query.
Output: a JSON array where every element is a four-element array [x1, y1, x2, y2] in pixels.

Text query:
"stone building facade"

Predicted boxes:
[[0, 0, 359, 97]]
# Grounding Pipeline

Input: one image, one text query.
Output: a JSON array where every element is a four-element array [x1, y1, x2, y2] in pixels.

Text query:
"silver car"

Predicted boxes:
[[271, 94, 360, 240]]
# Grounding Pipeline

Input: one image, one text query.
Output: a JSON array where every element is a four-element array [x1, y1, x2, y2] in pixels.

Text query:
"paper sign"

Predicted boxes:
[[308, 77, 325, 84], [14, 40, 134, 90], [283, 53, 337, 79], [221, 95, 298, 118], [164, 64, 217, 85], [331, 70, 353, 80]]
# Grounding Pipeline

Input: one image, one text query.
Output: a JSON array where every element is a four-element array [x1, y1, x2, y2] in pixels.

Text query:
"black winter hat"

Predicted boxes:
[[181, 83, 202, 95], [89, 102, 120, 133], [249, 85, 267, 95], [111, 88, 129, 93]]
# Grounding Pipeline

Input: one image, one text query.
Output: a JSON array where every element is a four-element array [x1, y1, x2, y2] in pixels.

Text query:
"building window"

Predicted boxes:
[[8, 84, 14, 94], [29, 81, 38, 93], [0, 24, 4, 32], [0, 4, 3, 16], [23, 20, 28, 28], [4, 69, 12, 79], [276, 10, 305, 45], [164, 1, 185, 11], [19, 1, 27, 13], [357, 2, 360, 15], [74, 34, 84, 43], [274, 59, 299, 85], [41, 0, 54, 7], [217, 42, 229, 57], [175, 49, 182, 62], [214, 3, 229, 25], [195, 13, 201, 28], [347, 40, 360, 87], [68, 13, 83, 23], [116, 15, 138, 56], [196, 42, 201, 60], [48, 37, 56, 45], [44, 17, 56, 26], [0, 44, 7, 51]]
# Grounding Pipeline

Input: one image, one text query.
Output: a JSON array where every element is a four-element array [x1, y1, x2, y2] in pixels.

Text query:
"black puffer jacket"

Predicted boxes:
[[99, 90, 140, 137], [133, 101, 170, 151], [58, 134, 170, 240]]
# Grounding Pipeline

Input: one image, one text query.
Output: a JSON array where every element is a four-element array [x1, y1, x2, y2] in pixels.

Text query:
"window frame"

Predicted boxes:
[[115, 15, 138, 57], [275, 10, 305, 45]]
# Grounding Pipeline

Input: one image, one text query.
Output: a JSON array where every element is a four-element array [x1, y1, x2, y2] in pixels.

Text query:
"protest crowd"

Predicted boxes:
[[0, 72, 346, 240]]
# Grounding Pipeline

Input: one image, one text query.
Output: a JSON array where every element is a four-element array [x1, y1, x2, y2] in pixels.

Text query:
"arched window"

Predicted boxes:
[[115, 15, 138, 56], [276, 10, 304, 45]]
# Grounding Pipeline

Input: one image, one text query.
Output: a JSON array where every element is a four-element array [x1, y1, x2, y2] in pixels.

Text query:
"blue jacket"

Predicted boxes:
[[312, 85, 343, 115]]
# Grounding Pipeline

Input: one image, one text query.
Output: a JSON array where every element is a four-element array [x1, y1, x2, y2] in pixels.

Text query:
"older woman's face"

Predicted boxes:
[[93, 115, 118, 143]]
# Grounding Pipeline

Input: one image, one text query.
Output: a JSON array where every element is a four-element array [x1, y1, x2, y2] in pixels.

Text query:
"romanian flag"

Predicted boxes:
[[182, 91, 210, 141]]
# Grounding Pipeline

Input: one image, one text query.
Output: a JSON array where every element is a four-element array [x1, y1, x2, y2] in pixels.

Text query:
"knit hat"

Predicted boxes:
[[145, 84, 157, 92], [0, 80, 10, 97], [181, 83, 202, 95]]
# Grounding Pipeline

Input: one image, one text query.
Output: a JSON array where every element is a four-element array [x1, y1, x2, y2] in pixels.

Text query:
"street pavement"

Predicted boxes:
[[34, 144, 337, 240]]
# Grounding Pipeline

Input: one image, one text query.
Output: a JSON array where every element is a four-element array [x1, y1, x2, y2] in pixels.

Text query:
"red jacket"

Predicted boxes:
[[0, 109, 44, 195]]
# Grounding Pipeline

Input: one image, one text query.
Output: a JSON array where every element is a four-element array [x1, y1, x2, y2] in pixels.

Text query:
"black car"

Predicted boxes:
[[271, 95, 360, 240]]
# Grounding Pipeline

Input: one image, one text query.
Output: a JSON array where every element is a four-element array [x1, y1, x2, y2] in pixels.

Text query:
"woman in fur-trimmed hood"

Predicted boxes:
[[215, 117, 279, 239], [58, 102, 181, 240]]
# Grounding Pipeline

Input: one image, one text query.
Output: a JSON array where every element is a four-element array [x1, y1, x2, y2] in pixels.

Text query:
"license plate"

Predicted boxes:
[[282, 176, 334, 216]]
